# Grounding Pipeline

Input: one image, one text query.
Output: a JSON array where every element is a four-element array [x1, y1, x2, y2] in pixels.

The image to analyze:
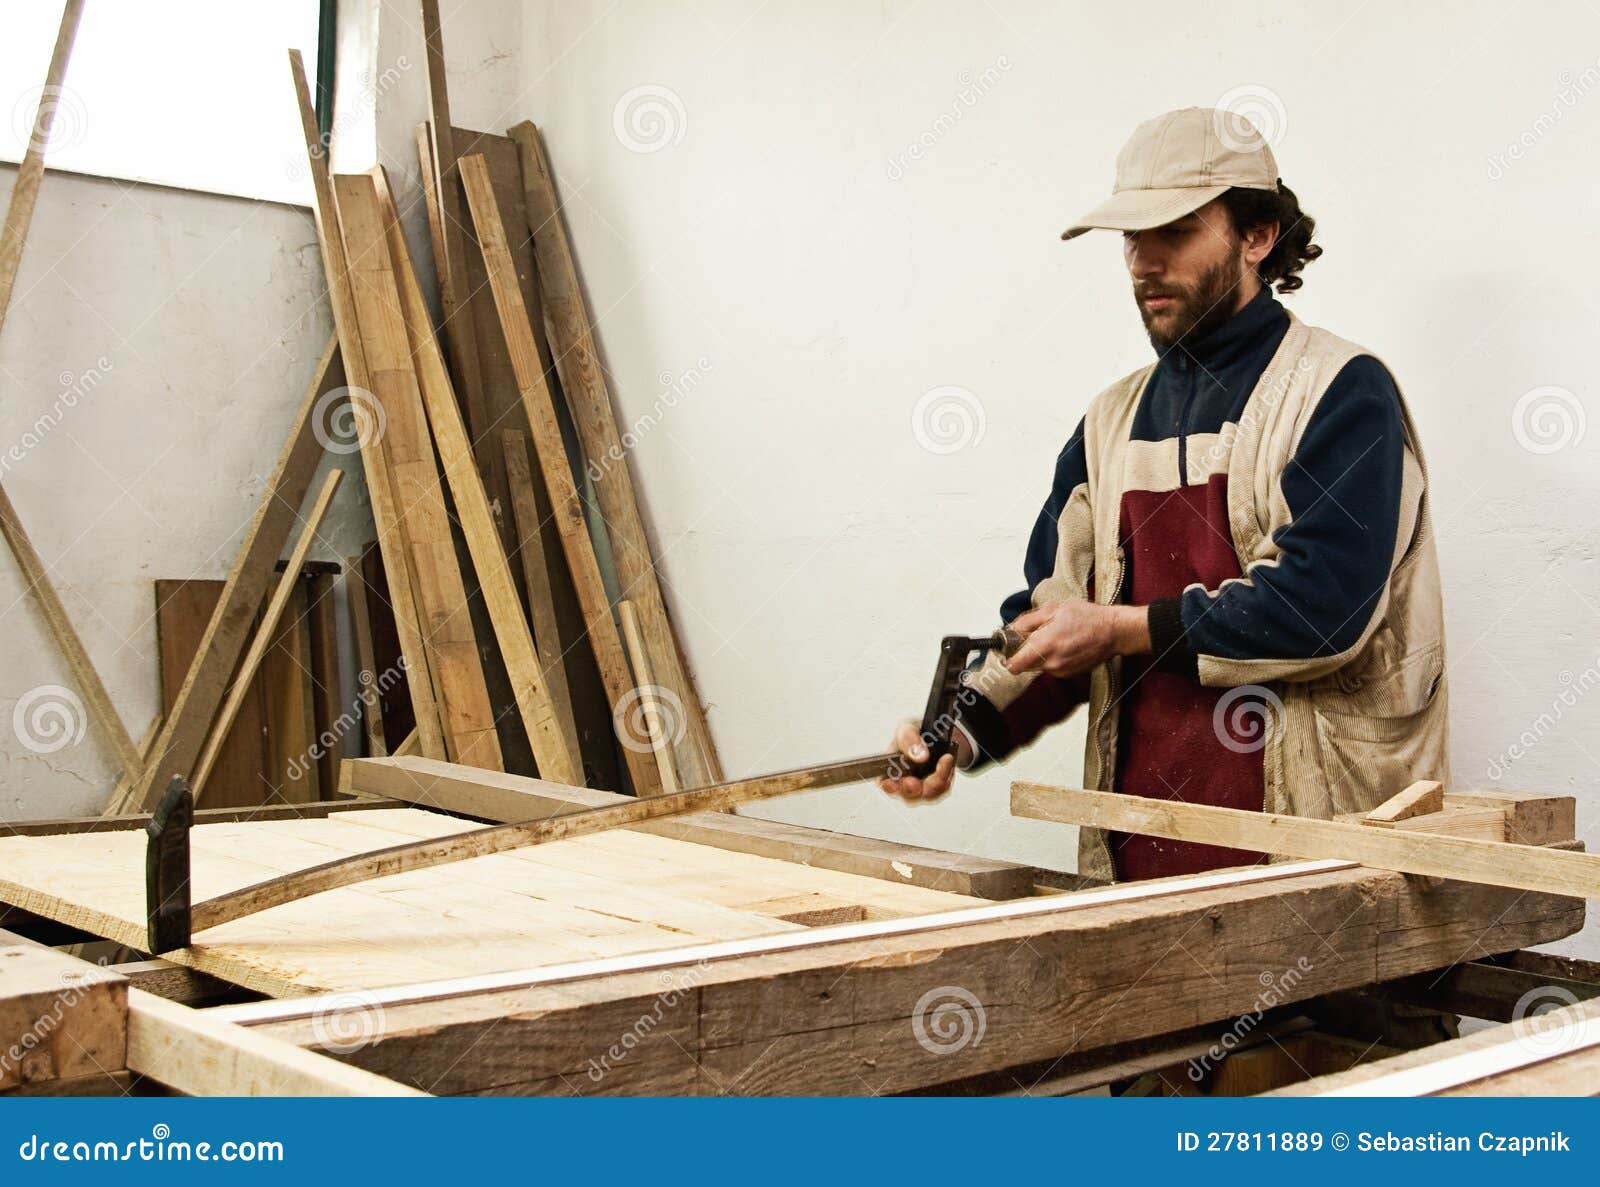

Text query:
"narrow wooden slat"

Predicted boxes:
[[260, 579, 318, 804], [501, 429, 582, 771], [459, 153, 662, 797], [127, 988, 423, 1097], [344, 556, 388, 756], [1364, 779, 1444, 823], [1011, 781, 1600, 898], [508, 120, 721, 789], [618, 599, 680, 795], [366, 169, 583, 785], [286, 48, 445, 762], [305, 569, 342, 794], [192, 470, 342, 801]]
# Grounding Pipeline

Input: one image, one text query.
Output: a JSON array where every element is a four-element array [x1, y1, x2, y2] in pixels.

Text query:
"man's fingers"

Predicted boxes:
[[892, 718, 929, 762]]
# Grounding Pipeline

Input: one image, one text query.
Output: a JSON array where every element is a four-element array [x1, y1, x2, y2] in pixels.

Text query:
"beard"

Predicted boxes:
[[1135, 252, 1247, 353]]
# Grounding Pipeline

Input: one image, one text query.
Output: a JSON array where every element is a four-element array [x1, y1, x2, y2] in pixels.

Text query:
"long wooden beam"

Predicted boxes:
[[285, 48, 446, 762], [180, 753, 893, 941], [344, 755, 1046, 899], [191, 469, 342, 801], [457, 152, 663, 797], [1012, 781, 1600, 898], [237, 861, 1582, 1095], [508, 120, 721, 790]]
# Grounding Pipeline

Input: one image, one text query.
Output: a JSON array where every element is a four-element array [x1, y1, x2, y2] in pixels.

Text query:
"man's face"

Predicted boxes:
[[1123, 199, 1251, 352]]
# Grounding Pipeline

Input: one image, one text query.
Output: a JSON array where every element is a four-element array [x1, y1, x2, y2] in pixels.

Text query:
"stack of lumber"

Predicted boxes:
[[2, 0, 720, 814]]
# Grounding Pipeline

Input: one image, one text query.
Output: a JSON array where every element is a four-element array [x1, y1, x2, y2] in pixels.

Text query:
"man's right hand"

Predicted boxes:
[[879, 718, 972, 802]]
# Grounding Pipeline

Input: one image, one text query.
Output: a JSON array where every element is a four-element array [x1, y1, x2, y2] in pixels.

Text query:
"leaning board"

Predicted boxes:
[[0, 809, 978, 997]]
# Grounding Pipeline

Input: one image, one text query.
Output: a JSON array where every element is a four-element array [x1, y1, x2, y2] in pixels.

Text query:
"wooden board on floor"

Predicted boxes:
[[156, 580, 266, 809], [260, 580, 318, 804], [0, 809, 980, 998]]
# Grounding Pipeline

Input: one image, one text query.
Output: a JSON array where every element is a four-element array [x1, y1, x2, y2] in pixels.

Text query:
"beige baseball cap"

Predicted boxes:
[[1062, 107, 1279, 240]]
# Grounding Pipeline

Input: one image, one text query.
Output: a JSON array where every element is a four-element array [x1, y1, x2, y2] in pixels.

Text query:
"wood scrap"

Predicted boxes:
[[0, 941, 125, 1091], [509, 120, 723, 789], [304, 567, 342, 792], [459, 153, 663, 797], [191, 469, 342, 802], [1011, 780, 1600, 899], [286, 48, 446, 762], [1364, 779, 1444, 823], [365, 168, 583, 785], [344, 555, 388, 756]]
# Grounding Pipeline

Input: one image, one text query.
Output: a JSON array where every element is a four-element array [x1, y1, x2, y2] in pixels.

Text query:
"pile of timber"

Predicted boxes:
[[2, 1, 718, 814]]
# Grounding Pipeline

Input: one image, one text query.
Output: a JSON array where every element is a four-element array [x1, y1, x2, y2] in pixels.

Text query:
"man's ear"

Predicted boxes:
[[1243, 220, 1279, 268]]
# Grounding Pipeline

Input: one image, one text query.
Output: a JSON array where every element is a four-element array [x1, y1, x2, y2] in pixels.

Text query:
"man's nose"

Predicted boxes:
[[1125, 237, 1164, 280]]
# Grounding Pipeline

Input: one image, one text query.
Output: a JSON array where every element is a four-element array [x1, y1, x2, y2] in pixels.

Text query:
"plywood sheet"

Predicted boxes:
[[0, 809, 978, 999]]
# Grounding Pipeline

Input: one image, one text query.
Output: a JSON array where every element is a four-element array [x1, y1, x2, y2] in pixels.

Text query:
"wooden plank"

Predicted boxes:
[[1364, 779, 1443, 823], [239, 861, 1582, 1095], [332, 171, 501, 771], [156, 580, 265, 809], [345, 754, 1046, 899], [344, 556, 387, 756], [192, 470, 342, 802], [126, 988, 422, 1096], [111, 338, 342, 815], [1011, 781, 1599, 898], [110, 959, 243, 1008], [1278, 995, 1600, 1097], [0, 0, 83, 329], [2, 798, 398, 837], [0, 942, 125, 1091], [417, 1, 490, 468], [1346, 801, 1506, 840], [501, 429, 582, 771], [305, 569, 342, 794], [0, 807, 978, 998], [459, 153, 662, 797], [509, 120, 721, 789], [183, 753, 893, 938], [1452, 786, 1576, 846], [0, 484, 140, 776], [260, 579, 318, 804], [286, 48, 445, 761], [365, 169, 583, 785], [617, 599, 680, 795]]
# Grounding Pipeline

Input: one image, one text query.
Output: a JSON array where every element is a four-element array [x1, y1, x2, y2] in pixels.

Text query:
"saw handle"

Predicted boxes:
[[903, 627, 1022, 779]]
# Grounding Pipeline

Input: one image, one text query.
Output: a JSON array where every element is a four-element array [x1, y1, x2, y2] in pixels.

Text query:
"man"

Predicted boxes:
[[883, 106, 1450, 887]]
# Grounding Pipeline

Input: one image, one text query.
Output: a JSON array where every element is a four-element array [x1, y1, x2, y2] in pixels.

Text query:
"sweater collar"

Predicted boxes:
[[1158, 285, 1287, 370]]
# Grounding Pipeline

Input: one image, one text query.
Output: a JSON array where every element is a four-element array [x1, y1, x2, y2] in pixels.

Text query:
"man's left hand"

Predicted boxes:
[[1005, 600, 1151, 679]]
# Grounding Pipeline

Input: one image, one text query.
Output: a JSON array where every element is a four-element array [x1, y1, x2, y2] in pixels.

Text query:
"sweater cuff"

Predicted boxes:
[[1147, 596, 1199, 680], [952, 680, 1014, 772]]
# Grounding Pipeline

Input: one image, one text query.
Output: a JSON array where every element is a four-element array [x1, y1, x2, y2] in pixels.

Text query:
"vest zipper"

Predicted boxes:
[[1092, 547, 1128, 786]]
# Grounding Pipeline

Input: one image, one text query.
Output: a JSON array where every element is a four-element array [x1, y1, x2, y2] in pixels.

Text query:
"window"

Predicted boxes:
[[2, 1, 326, 206]]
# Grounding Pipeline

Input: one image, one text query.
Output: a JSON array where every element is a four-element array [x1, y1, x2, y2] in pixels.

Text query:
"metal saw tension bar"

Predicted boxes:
[[144, 630, 1021, 953]]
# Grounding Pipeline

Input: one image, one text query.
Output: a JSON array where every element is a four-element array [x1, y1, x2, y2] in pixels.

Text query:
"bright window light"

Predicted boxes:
[[2, 1, 322, 206]]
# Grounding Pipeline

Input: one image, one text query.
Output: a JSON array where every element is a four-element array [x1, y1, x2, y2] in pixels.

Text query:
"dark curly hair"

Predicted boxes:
[[1217, 180, 1321, 294]]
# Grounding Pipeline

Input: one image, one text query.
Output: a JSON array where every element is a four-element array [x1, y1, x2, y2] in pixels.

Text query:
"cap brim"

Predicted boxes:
[[1060, 184, 1230, 241]]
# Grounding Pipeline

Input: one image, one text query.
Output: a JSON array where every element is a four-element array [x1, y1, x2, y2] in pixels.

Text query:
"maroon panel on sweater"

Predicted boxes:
[[1113, 473, 1267, 881]]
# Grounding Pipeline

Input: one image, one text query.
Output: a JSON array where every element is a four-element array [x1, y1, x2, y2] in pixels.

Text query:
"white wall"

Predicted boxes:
[[516, 0, 1600, 950]]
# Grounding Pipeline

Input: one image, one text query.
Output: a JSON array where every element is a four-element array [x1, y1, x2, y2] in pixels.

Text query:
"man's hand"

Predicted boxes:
[[1006, 600, 1151, 679], [879, 718, 972, 802]]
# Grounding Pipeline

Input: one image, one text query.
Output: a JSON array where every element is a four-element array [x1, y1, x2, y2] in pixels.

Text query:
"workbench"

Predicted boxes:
[[0, 759, 1593, 1097]]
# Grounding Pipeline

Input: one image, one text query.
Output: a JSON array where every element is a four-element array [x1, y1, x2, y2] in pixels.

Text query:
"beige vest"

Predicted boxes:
[[972, 312, 1451, 881]]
